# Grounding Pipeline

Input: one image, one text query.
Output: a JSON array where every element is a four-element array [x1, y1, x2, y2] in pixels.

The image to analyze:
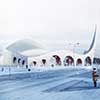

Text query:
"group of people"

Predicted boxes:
[[92, 68, 99, 87]]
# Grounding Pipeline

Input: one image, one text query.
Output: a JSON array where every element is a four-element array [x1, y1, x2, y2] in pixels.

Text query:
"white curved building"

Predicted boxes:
[[0, 27, 97, 68]]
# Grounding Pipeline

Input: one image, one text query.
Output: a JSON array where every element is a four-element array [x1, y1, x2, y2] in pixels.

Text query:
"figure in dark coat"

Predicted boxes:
[[92, 68, 98, 87]]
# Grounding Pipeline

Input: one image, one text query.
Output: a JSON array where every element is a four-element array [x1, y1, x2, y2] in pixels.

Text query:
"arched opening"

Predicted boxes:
[[76, 58, 82, 66], [33, 61, 37, 66], [13, 57, 17, 64], [85, 56, 92, 66], [64, 56, 74, 66], [50, 55, 61, 66], [42, 59, 46, 65], [22, 60, 25, 66], [18, 58, 21, 64]]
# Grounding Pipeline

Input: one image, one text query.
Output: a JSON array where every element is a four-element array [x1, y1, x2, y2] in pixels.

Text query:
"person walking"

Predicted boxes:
[[92, 68, 99, 87]]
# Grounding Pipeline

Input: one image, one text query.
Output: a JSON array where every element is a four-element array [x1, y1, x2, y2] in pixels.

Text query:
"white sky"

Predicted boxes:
[[0, 0, 100, 52]]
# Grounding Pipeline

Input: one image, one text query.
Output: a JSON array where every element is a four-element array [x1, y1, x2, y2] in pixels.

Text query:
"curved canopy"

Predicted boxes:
[[6, 39, 43, 53]]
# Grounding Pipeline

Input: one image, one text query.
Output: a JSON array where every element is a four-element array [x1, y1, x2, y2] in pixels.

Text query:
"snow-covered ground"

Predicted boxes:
[[0, 65, 100, 100]]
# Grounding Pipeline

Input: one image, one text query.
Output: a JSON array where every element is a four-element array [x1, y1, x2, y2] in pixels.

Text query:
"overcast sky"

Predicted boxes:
[[0, 0, 100, 51]]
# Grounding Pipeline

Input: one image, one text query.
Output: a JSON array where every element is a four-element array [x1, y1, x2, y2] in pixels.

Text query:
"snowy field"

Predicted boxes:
[[0, 66, 100, 100]]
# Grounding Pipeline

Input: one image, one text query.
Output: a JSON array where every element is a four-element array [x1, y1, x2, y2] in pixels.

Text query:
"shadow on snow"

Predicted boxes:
[[43, 80, 100, 93]]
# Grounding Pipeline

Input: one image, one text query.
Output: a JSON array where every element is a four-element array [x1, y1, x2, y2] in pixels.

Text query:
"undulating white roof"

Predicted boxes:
[[6, 39, 44, 53]]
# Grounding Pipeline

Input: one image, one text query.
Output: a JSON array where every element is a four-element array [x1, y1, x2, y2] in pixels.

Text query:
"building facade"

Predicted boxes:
[[0, 27, 97, 68]]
